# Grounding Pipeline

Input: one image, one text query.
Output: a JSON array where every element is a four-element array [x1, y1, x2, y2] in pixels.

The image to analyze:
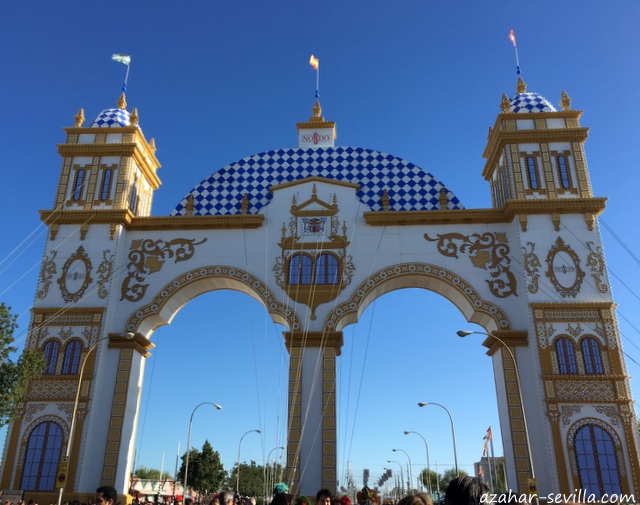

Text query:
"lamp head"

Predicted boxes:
[[418, 402, 427, 407], [403, 431, 410, 435], [255, 429, 262, 433], [124, 332, 136, 339], [457, 330, 474, 338], [392, 448, 398, 452], [214, 404, 222, 410]]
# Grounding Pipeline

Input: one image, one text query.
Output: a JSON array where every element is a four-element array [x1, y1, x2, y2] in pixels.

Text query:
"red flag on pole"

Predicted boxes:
[[486, 427, 492, 441], [509, 29, 517, 48]]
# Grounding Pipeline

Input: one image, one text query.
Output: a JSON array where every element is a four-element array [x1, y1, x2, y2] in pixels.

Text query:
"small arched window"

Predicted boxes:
[[315, 253, 339, 285], [20, 421, 64, 491], [99, 167, 113, 201], [72, 169, 85, 201], [42, 340, 60, 375], [526, 156, 539, 190], [288, 254, 313, 285], [557, 155, 572, 189], [575, 424, 621, 498], [61, 340, 82, 375], [581, 338, 604, 375], [129, 179, 139, 213], [556, 337, 577, 374]]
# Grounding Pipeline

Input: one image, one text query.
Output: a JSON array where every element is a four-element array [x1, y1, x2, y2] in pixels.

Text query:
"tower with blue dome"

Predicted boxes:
[[1, 77, 639, 504]]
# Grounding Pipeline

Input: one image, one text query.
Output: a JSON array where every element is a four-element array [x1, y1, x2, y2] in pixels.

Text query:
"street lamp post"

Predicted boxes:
[[404, 431, 430, 492], [456, 330, 536, 487], [392, 448, 413, 492], [264, 446, 285, 503], [236, 429, 261, 492], [417, 401, 459, 476], [387, 460, 404, 497], [184, 402, 222, 495], [57, 332, 134, 505]]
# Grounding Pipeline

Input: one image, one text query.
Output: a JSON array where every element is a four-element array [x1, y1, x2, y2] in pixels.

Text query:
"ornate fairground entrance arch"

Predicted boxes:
[[1, 80, 639, 501]]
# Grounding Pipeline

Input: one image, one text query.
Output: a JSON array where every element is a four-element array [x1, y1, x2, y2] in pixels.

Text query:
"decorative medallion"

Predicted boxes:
[[424, 231, 517, 298], [586, 241, 609, 293], [121, 237, 207, 302], [97, 249, 115, 299], [545, 237, 585, 298], [522, 242, 540, 294], [37, 250, 57, 300], [57, 246, 93, 303]]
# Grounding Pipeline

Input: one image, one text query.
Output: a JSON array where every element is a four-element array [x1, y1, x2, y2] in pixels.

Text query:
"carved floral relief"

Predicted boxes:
[[121, 237, 207, 302], [424, 231, 517, 298]]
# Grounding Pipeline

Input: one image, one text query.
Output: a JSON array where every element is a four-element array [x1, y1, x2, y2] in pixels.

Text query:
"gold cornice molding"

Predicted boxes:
[[130, 214, 264, 230], [364, 208, 506, 226], [530, 301, 615, 311], [40, 209, 133, 227], [482, 330, 528, 356], [108, 332, 154, 357], [39, 210, 264, 230], [483, 124, 589, 179], [363, 198, 606, 226], [58, 142, 138, 157], [284, 330, 343, 354], [271, 176, 359, 192]]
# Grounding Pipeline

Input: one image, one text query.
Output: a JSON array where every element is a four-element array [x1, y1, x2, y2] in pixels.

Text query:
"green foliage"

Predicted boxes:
[[133, 465, 172, 480], [227, 460, 264, 496], [178, 440, 227, 494], [418, 468, 441, 494], [0, 303, 44, 427], [439, 468, 469, 492]]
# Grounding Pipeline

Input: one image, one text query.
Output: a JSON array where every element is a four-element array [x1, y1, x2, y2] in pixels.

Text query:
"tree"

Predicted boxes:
[[439, 468, 468, 492], [418, 468, 441, 494], [0, 303, 44, 427], [133, 465, 172, 480], [228, 460, 264, 496], [178, 440, 227, 494]]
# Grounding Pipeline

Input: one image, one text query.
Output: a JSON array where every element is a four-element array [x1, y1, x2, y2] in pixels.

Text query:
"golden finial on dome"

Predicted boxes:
[[313, 100, 322, 118], [241, 193, 249, 215], [74, 108, 85, 127], [381, 189, 390, 211], [439, 188, 449, 209], [117, 93, 127, 110], [130, 107, 139, 126], [185, 195, 194, 216], [560, 90, 572, 111], [516, 77, 527, 94], [500, 94, 510, 113]]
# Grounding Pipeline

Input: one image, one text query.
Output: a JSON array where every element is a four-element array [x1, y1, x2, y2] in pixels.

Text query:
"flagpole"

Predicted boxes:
[[316, 65, 319, 99], [123, 63, 131, 93], [489, 431, 498, 492], [514, 45, 521, 76]]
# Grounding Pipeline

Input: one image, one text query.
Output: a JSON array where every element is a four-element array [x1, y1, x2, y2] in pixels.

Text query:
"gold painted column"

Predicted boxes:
[[100, 333, 153, 492], [484, 331, 533, 494], [284, 330, 343, 495]]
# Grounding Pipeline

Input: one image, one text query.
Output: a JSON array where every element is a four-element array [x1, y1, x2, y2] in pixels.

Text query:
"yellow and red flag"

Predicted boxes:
[[309, 54, 319, 70], [509, 29, 517, 48]]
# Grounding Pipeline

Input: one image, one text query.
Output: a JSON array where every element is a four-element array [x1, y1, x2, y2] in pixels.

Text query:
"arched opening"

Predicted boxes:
[[131, 280, 505, 496]]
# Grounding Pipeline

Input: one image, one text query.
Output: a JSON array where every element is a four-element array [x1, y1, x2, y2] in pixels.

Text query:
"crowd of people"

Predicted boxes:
[[3, 476, 544, 505]]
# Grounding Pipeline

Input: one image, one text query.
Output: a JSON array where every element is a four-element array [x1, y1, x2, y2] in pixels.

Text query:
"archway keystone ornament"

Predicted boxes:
[[2, 81, 639, 502]]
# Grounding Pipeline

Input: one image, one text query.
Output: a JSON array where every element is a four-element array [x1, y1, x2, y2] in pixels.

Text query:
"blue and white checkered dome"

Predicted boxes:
[[90, 107, 131, 127], [171, 146, 464, 216], [509, 92, 556, 113]]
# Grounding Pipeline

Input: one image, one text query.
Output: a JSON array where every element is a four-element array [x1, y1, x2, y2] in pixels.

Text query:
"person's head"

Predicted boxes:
[[316, 490, 332, 505], [96, 486, 118, 505], [397, 493, 433, 505], [219, 492, 235, 505], [444, 476, 489, 505]]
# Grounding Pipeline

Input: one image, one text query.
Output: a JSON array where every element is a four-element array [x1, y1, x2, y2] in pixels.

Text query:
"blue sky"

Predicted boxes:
[[1, 0, 640, 492]]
